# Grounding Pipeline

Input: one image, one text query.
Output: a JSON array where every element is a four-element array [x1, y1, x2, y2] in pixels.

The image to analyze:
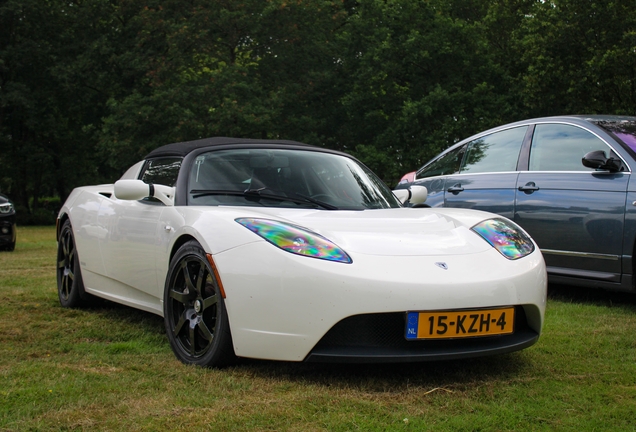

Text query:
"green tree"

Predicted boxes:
[[0, 0, 124, 219], [335, 0, 514, 184], [3, 0, 636, 217], [96, 0, 351, 172], [519, 0, 636, 116]]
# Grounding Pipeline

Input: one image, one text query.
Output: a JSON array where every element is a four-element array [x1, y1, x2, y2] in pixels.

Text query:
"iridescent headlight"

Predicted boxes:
[[236, 218, 352, 264], [471, 218, 535, 260]]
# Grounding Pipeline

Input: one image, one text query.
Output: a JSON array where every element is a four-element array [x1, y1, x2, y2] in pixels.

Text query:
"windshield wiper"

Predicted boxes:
[[244, 188, 339, 210], [190, 188, 338, 210], [190, 189, 245, 199], [290, 192, 339, 210]]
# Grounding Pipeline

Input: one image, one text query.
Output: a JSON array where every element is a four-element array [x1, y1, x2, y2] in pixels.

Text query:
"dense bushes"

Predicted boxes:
[[14, 197, 60, 226], [1, 0, 635, 211]]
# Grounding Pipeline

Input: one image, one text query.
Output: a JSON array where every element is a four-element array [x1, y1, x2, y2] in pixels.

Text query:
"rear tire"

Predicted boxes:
[[164, 240, 236, 367], [57, 220, 92, 307]]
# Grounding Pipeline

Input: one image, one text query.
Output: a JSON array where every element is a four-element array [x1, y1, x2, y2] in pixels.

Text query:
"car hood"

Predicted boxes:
[[209, 207, 495, 257]]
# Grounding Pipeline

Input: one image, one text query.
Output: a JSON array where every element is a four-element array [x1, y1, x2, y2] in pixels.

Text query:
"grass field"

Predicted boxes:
[[1, 226, 636, 431]]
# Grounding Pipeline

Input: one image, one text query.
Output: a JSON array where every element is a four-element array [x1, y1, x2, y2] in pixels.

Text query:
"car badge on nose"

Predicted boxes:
[[435, 262, 448, 270]]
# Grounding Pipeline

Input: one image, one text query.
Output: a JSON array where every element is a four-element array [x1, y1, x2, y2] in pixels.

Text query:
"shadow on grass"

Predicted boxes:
[[232, 352, 531, 392], [81, 299, 166, 336]]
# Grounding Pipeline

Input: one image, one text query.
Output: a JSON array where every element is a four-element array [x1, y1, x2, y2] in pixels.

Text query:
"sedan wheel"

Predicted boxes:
[[57, 220, 92, 307], [164, 240, 235, 367], [0, 242, 14, 252]]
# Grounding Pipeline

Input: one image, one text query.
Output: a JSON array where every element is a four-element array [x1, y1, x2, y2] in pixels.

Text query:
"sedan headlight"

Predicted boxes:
[[236, 218, 352, 264], [471, 218, 535, 260], [0, 203, 14, 214]]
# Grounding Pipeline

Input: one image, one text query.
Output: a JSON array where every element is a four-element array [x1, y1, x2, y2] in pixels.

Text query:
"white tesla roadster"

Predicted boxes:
[[56, 137, 546, 367]]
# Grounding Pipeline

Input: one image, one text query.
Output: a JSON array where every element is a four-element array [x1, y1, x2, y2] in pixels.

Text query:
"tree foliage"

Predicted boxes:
[[519, 0, 636, 116], [1, 0, 635, 223]]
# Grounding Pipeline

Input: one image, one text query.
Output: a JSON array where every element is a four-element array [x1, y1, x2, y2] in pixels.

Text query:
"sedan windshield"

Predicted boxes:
[[188, 149, 401, 210], [594, 119, 636, 154]]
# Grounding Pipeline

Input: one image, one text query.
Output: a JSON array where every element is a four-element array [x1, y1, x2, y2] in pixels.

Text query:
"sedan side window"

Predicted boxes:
[[140, 157, 182, 186], [416, 144, 466, 179], [529, 124, 612, 171], [461, 126, 527, 174]]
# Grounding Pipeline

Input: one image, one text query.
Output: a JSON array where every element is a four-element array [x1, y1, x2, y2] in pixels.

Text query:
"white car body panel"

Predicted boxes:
[[97, 197, 162, 295], [60, 184, 547, 362], [216, 242, 545, 361]]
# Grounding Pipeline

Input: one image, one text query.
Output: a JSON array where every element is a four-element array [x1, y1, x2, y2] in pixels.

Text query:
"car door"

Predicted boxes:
[[99, 157, 181, 296], [411, 142, 467, 207], [442, 126, 529, 219], [514, 123, 629, 282]]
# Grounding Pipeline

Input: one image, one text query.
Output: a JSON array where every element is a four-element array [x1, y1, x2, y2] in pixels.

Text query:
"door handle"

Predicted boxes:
[[447, 184, 464, 194], [518, 182, 540, 193]]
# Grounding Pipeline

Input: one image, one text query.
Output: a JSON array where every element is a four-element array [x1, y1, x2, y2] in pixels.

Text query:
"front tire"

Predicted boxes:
[[164, 240, 236, 367], [57, 220, 92, 307]]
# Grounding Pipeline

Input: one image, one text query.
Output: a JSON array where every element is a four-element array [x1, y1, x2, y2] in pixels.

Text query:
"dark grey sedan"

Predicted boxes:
[[402, 115, 636, 292]]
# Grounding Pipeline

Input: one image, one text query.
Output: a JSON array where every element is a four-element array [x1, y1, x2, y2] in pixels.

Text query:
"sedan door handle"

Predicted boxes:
[[447, 184, 464, 194], [518, 182, 540, 194]]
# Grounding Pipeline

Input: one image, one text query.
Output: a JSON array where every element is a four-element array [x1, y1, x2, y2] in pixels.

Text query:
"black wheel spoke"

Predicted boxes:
[[170, 289, 191, 305], [202, 294, 218, 310], [61, 275, 69, 298], [197, 321, 214, 342], [195, 266, 205, 293], [61, 236, 69, 257], [182, 262, 197, 294], [173, 311, 188, 336], [189, 326, 196, 356]]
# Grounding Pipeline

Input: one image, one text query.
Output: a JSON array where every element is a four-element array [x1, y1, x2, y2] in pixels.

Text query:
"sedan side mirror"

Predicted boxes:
[[393, 185, 428, 205], [114, 179, 175, 206], [582, 150, 621, 172]]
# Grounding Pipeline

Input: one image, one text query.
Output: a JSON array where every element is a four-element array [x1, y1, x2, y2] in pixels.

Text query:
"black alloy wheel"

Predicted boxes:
[[164, 240, 235, 367], [57, 220, 91, 307]]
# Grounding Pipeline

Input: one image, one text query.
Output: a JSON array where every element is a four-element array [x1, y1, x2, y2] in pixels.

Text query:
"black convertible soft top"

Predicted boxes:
[[144, 137, 314, 159]]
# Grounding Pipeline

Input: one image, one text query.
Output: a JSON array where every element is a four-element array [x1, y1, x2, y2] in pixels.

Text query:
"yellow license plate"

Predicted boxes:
[[405, 307, 515, 340]]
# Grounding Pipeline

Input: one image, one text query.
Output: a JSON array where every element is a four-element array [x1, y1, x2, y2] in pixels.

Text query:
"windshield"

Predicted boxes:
[[594, 119, 636, 153], [187, 148, 401, 210]]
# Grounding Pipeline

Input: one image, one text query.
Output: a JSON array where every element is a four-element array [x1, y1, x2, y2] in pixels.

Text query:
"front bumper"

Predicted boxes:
[[214, 241, 547, 362], [305, 306, 538, 363]]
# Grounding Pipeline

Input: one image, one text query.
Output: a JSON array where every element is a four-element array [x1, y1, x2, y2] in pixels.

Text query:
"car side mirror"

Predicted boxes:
[[582, 150, 621, 172], [409, 185, 427, 204], [392, 185, 427, 205], [114, 179, 175, 206]]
